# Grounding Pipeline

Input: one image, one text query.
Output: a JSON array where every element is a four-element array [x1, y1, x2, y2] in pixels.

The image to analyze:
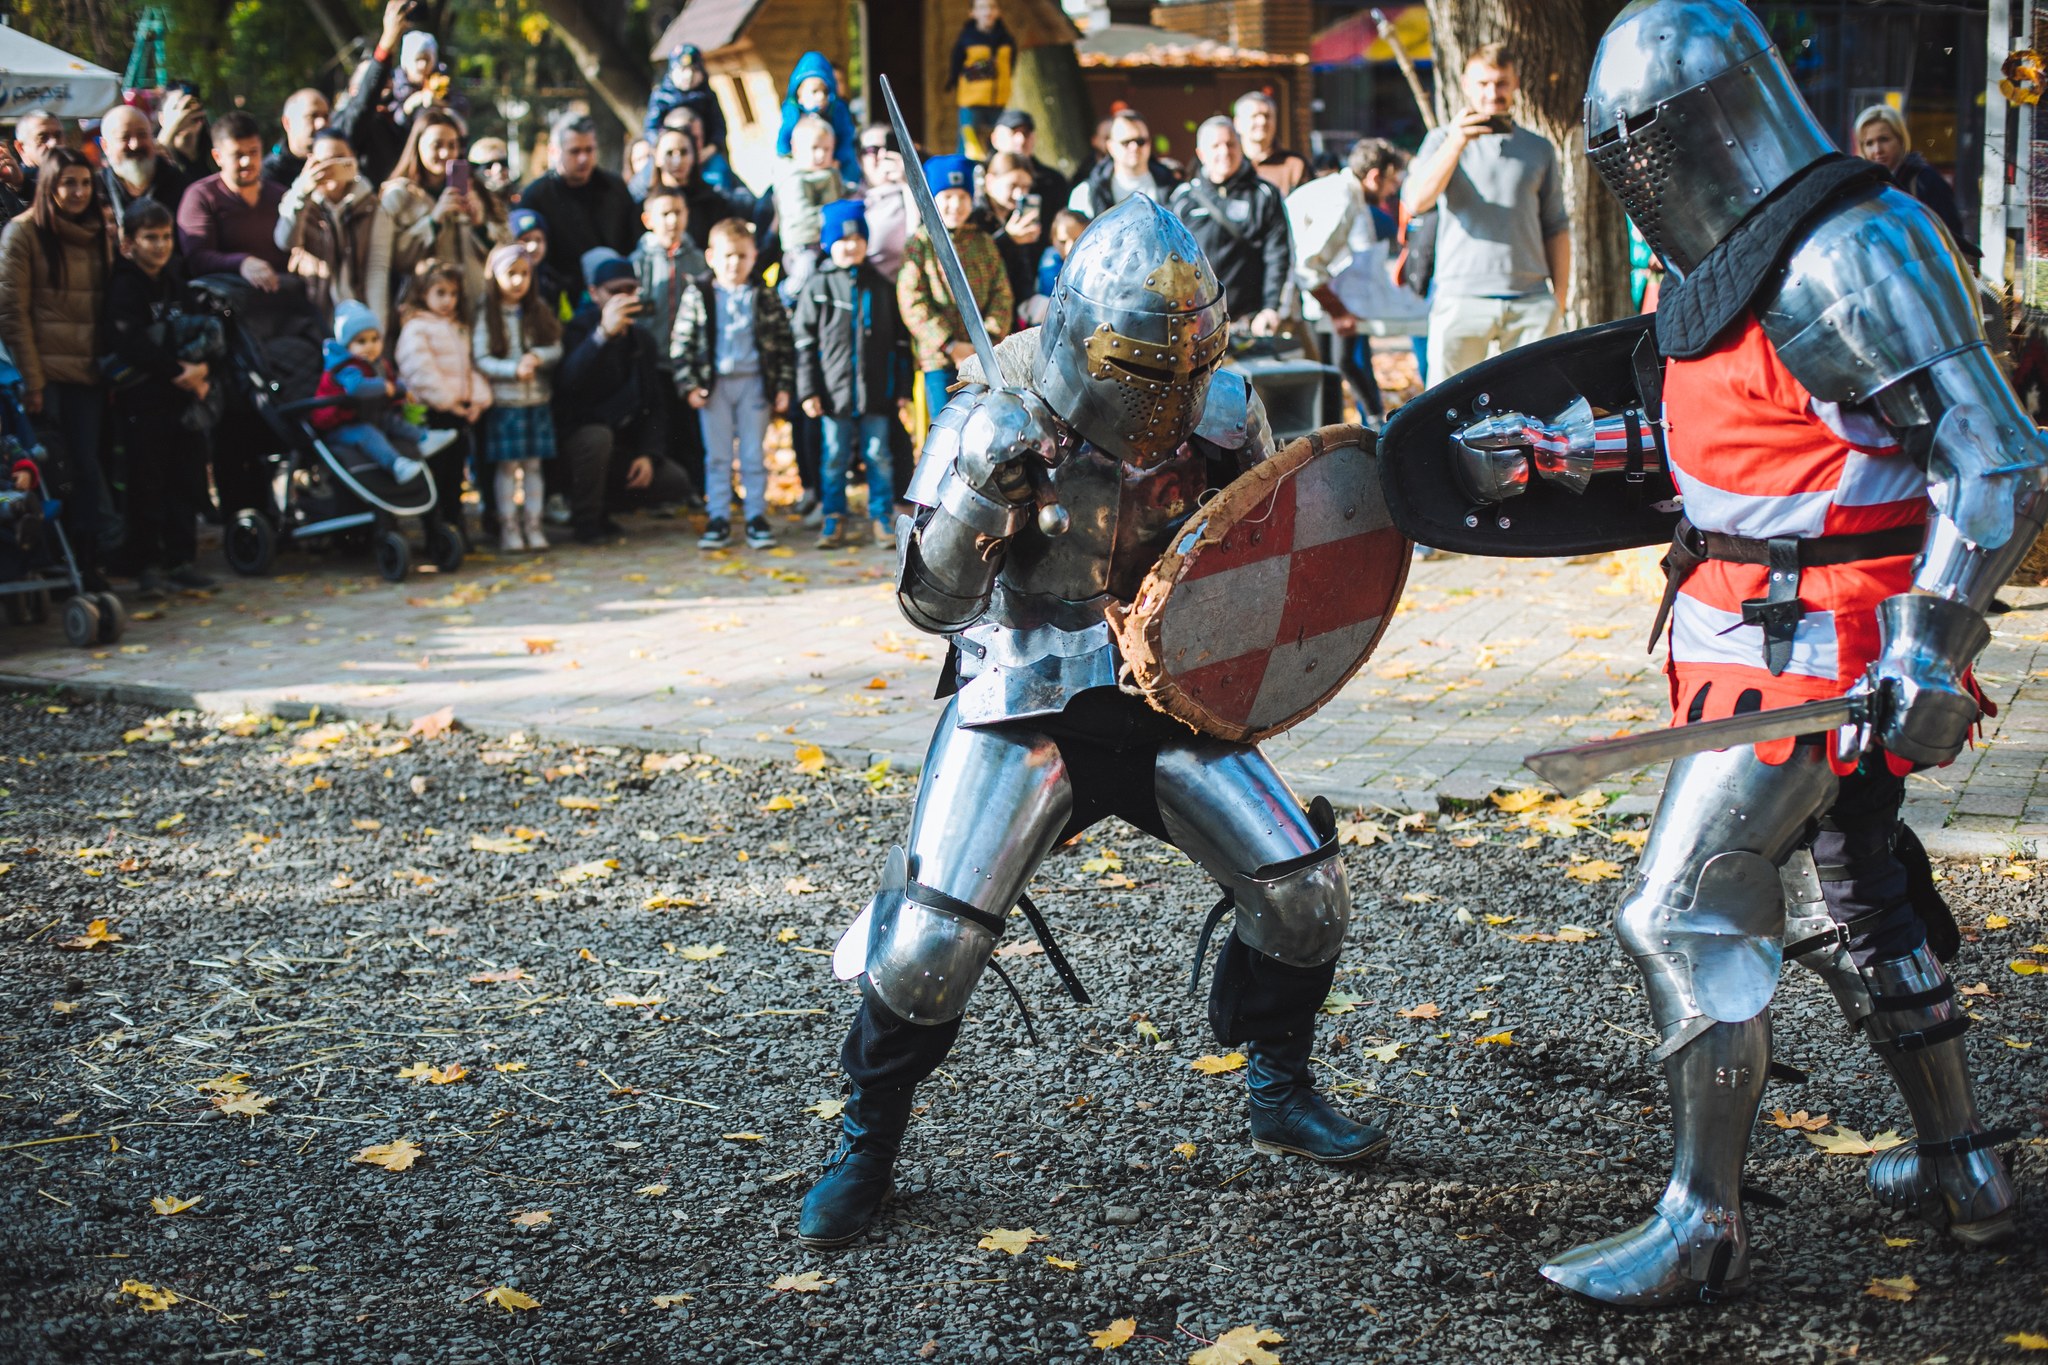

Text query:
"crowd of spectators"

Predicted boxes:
[[31, 4, 1946, 610]]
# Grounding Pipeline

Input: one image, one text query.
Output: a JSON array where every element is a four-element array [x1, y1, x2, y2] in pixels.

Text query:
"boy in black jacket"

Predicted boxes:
[[555, 248, 695, 544], [105, 201, 218, 598], [792, 201, 910, 549]]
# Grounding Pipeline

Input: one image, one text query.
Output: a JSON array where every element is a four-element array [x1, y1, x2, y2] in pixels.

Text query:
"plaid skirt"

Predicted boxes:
[[482, 403, 557, 465]]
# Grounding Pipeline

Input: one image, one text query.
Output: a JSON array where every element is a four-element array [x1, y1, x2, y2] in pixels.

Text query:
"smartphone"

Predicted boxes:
[[447, 159, 470, 195], [1484, 114, 1513, 135], [1019, 192, 1042, 217]]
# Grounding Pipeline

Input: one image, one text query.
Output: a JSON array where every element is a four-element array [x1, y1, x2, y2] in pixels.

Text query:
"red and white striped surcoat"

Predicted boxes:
[[1659, 317, 1930, 768]]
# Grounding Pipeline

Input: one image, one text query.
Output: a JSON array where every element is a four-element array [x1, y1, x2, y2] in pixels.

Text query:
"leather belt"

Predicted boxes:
[[1649, 517, 1926, 673]]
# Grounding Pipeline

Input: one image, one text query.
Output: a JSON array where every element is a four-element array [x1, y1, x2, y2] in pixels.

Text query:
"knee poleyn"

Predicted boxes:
[[1231, 848, 1349, 969], [1615, 850, 1787, 1034], [861, 891, 998, 1026]]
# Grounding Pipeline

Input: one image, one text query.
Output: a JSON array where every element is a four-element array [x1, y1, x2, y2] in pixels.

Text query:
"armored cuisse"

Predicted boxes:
[[801, 197, 1386, 1251]]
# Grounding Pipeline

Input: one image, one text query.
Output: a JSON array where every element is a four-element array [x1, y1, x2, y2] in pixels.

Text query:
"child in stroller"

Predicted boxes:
[[0, 338, 125, 645], [187, 274, 466, 582], [313, 301, 456, 483]]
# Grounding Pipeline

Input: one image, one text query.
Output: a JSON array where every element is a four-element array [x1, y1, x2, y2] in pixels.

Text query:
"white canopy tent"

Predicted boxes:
[[0, 25, 121, 121]]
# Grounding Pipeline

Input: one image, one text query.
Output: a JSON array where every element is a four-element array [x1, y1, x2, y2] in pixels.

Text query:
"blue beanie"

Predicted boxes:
[[508, 207, 546, 239], [819, 199, 868, 248], [581, 246, 636, 291], [924, 155, 974, 195], [333, 299, 379, 347]]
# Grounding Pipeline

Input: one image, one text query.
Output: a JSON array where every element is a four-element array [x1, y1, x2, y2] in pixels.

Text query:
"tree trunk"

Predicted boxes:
[[1421, 0, 1632, 329], [1013, 44, 1092, 180], [527, 0, 655, 136]]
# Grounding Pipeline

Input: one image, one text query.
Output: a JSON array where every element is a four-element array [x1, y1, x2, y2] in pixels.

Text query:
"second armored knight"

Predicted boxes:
[[797, 194, 1389, 1250]]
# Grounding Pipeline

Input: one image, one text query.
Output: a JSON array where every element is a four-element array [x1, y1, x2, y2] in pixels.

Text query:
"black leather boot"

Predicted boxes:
[[798, 1084, 914, 1248], [1246, 1031, 1389, 1163]]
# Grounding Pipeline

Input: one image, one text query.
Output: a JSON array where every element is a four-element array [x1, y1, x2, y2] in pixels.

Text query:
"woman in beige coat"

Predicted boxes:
[[365, 108, 508, 332], [0, 147, 117, 577]]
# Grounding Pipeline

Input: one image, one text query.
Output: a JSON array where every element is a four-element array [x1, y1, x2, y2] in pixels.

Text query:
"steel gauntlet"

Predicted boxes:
[[1859, 595, 1992, 768], [1453, 395, 1664, 503]]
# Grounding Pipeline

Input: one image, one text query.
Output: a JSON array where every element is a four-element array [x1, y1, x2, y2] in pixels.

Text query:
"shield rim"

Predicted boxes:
[[1108, 424, 1412, 744]]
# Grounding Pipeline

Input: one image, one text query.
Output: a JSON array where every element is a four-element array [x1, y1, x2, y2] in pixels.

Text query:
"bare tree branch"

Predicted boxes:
[[526, 0, 654, 133]]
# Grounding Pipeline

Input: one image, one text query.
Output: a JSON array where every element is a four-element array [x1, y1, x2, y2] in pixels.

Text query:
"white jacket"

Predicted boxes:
[[396, 312, 492, 415], [1285, 172, 1428, 337]]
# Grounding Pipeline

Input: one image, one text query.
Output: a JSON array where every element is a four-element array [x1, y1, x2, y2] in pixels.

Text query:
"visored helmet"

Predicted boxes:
[[1585, 0, 1832, 273], [1032, 195, 1228, 464]]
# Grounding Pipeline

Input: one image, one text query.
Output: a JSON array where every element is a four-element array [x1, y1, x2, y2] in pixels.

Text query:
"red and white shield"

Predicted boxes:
[[1108, 425, 1411, 743]]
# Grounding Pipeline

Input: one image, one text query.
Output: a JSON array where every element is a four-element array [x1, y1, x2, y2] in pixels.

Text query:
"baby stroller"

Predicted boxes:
[[0, 338, 124, 647], [189, 275, 464, 582]]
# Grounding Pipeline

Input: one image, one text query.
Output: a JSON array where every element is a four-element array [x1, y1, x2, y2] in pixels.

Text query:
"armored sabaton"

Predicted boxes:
[[800, 196, 1386, 1252], [1422, 0, 2041, 1309]]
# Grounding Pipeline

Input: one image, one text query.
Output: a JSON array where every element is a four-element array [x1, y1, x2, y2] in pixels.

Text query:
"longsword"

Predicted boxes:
[[1523, 694, 1867, 791]]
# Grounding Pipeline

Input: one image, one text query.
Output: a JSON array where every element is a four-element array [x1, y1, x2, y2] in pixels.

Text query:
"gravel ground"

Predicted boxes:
[[0, 696, 2042, 1365]]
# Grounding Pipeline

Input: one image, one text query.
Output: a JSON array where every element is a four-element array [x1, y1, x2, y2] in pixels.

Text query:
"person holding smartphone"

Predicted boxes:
[[978, 152, 1046, 326], [555, 248, 695, 543], [1399, 41, 1570, 382]]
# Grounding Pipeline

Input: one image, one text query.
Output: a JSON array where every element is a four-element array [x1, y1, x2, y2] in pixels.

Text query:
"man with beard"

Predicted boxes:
[[175, 111, 287, 291], [99, 104, 190, 231]]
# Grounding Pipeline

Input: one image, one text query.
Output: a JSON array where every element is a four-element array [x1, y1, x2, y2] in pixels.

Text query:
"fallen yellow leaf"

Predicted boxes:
[[760, 794, 798, 812], [1564, 859, 1624, 884], [510, 1210, 552, 1227], [978, 1227, 1047, 1255], [1805, 1126, 1908, 1157], [604, 994, 663, 1008], [2014, 960, 2046, 976], [1173, 1141, 1198, 1160], [1473, 1030, 1515, 1047], [1046, 1254, 1079, 1271], [721, 1132, 764, 1141], [1986, 914, 2012, 930], [193, 1073, 250, 1095], [408, 706, 457, 740], [556, 858, 618, 884], [58, 918, 122, 951], [1491, 788, 1548, 813], [352, 1138, 423, 1172], [2005, 1333, 2048, 1351], [1190, 1052, 1247, 1075], [212, 1092, 275, 1117], [557, 795, 604, 811], [1091, 1317, 1137, 1350], [118, 1280, 178, 1312], [1865, 1274, 1918, 1303], [770, 1271, 832, 1292], [1360, 1041, 1406, 1063], [150, 1195, 200, 1216], [805, 1098, 847, 1120], [637, 1183, 670, 1197], [1397, 1002, 1441, 1020], [471, 833, 535, 854], [678, 944, 726, 962], [1190, 1323, 1286, 1365], [1766, 1108, 1831, 1132], [1883, 1236, 1916, 1248], [482, 1285, 539, 1311], [793, 744, 828, 775], [492, 1062, 527, 1073]]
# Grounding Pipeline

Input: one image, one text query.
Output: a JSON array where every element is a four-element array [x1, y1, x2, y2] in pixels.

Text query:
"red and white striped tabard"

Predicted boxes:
[[1659, 316, 1929, 769]]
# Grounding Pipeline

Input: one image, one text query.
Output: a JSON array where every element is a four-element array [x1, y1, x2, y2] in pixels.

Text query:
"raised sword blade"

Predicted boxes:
[[878, 75, 1000, 383], [1523, 695, 1862, 791]]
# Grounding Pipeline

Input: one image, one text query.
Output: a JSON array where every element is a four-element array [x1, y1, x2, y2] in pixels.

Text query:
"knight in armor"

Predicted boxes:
[[1445, 0, 2040, 1306], [798, 195, 1389, 1250]]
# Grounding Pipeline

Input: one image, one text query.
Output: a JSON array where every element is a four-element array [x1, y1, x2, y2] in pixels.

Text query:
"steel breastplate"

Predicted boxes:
[[955, 436, 1208, 726]]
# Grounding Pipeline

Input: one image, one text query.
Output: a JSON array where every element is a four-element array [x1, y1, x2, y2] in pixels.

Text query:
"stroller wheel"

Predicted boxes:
[[92, 592, 126, 644], [426, 521, 466, 574], [62, 594, 100, 648], [375, 530, 411, 582], [226, 511, 276, 576]]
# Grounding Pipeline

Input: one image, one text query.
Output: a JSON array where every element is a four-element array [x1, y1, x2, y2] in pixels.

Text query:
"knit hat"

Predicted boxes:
[[333, 299, 379, 347], [507, 207, 545, 238], [819, 199, 868, 248], [924, 155, 974, 194], [670, 43, 702, 69], [487, 242, 533, 279], [399, 31, 438, 68], [581, 247, 635, 291]]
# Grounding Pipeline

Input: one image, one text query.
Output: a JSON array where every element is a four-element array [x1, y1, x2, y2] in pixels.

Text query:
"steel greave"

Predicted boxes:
[[1856, 944, 2017, 1240], [1541, 1014, 1771, 1307]]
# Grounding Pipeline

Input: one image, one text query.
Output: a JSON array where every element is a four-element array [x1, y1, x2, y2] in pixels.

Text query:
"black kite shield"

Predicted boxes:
[[1377, 313, 1682, 557]]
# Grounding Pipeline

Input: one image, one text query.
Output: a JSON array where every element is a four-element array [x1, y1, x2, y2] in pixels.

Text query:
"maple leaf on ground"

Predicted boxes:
[[784, 876, 820, 894], [1806, 1126, 1908, 1156], [482, 1286, 539, 1311], [1564, 859, 1624, 884], [638, 1183, 670, 1197], [193, 1073, 250, 1095], [407, 706, 457, 739], [1173, 1141, 1198, 1160], [1190, 1052, 1247, 1075], [1473, 1031, 1515, 1047], [793, 744, 829, 775], [352, 1139, 423, 1172], [1360, 1042, 1407, 1063], [652, 1293, 692, 1308], [1336, 819, 1388, 847], [468, 968, 531, 984], [212, 1092, 275, 1117], [1766, 1109, 1831, 1132], [1320, 991, 1364, 1016], [1046, 1254, 1080, 1271], [994, 940, 1044, 959], [978, 1227, 1048, 1255], [510, 1210, 552, 1227], [557, 795, 605, 811], [771, 1271, 833, 1293], [1079, 851, 1123, 875], [471, 834, 536, 854], [493, 1061, 527, 1073], [1397, 1002, 1441, 1021], [557, 858, 618, 884], [1986, 914, 2012, 930], [1884, 1236, 1916, 1248], [1189, 1324, 1286, 1365], [759, 794, 798, 812], [523, 638, 557, 655], [426, 1064, 467, 1084], [118, 1280, 178, 1312], [2005, 1333, 2048, 1350], [805, 1098, 847, 1120], [677, 944, 726, 962], [1091, 1318, 1137, 1350], [1491, 788, 1548, 814], [150, 1195, 200, 1216], [58, 918, 122, 951], [1865, 1275, 1918, 1303], [1134, 1018, 1163, 1045]]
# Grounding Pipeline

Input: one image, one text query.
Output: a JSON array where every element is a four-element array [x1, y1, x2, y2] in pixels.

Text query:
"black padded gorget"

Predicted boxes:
[[1654, 154, 1889, 361]]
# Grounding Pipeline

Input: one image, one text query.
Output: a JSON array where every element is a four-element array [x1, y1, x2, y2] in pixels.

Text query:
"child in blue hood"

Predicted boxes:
[[775, 52, 861, 186], [311, 301, 455, 483]]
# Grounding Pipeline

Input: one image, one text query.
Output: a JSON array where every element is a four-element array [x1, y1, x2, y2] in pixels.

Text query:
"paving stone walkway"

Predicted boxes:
[[3, 514, 2043, 856]]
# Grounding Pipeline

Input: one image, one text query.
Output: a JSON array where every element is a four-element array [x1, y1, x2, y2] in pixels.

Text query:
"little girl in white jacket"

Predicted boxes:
[[394, 259, 492, 535]]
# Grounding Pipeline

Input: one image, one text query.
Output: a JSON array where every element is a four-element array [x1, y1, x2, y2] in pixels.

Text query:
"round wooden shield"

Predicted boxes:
[[1108, 425, 1412, 743]]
